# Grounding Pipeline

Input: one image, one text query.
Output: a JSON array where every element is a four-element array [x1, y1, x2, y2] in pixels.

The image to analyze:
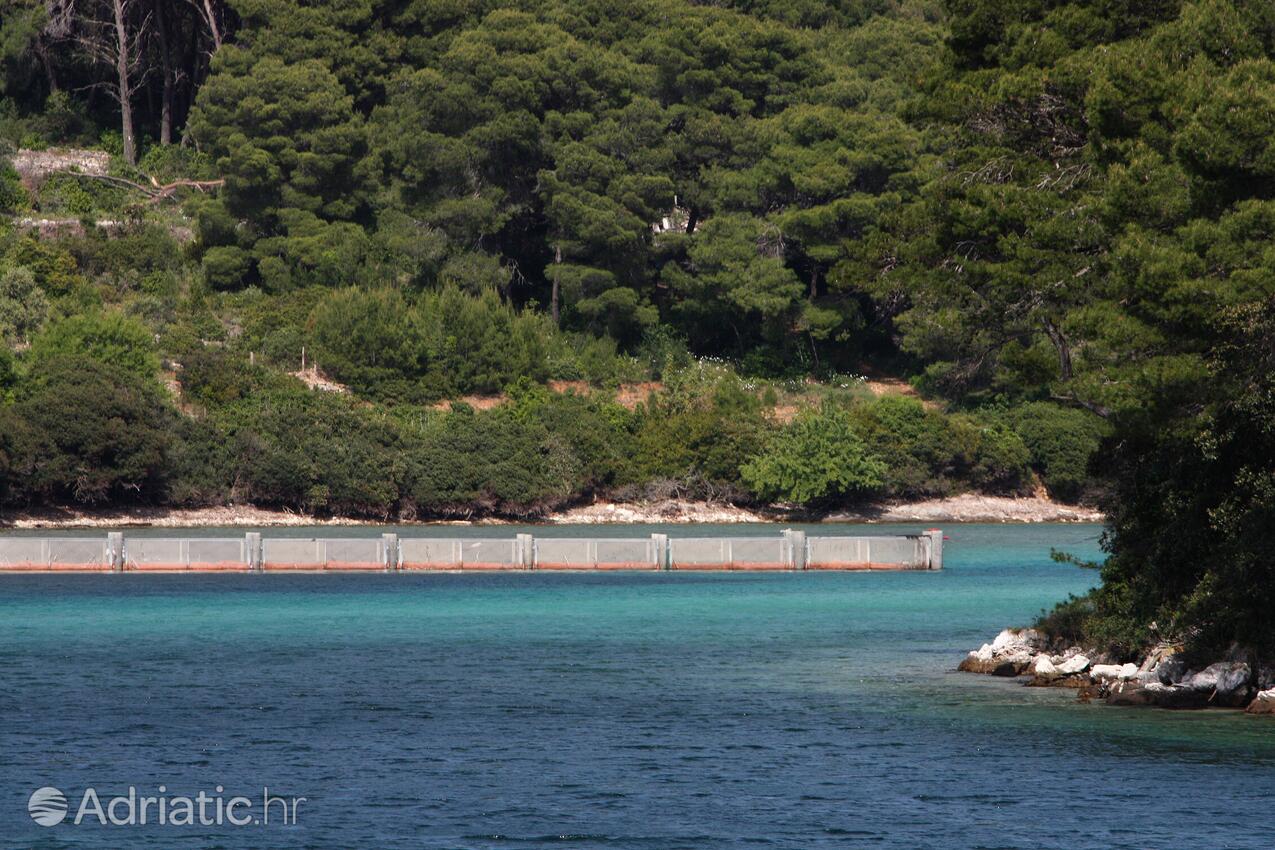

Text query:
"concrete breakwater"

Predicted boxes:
[[0, 530, 943, 572]]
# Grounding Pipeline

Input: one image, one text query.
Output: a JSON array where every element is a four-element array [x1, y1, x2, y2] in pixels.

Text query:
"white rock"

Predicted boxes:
[[1090, 664, 1121, 680], [1091, 663, 1139, 681], [1032, 656, 1058, 677], [1057, 654, 1090, 675], [989, 629, 1018, 651], [990, 628, 1045, 653], [1247, 688, 1275, 715]]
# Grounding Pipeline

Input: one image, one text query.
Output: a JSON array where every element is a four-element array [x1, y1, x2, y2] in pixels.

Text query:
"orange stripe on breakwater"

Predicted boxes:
[[128, 562, 247, 572], [668, 562, 792, 570], [538, 562, 658, 571], [805, 562, 915, 571], [262, 562, 384, 571]]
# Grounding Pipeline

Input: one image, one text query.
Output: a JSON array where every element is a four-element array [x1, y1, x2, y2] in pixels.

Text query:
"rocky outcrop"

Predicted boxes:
[[1105, 681, 1212, 709], [959, 631, 1271, 714], [1090, 662, 1141, 683], [1184, 662, 1253, 707], [958, 628, 1047, 676], [1025, 651, 1092, 687]]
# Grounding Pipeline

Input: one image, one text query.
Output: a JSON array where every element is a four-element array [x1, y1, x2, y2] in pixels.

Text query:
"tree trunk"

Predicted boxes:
[[551, 243, 562, 326], [180, 13, 203, 143], [201, 0, 223, 50], [112, 0, 137, 164], [1042, 317, 1073, 382], [155, 0, 174, 145], [809, 268, 818, 300], [37, 40, 59, 92]]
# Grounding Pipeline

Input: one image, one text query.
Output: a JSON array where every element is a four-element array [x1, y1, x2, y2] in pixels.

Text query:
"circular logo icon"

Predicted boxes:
[[28, 787, 67, 827]]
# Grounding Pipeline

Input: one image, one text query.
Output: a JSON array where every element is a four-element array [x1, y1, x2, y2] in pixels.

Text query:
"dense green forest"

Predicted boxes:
[[1, 1, 1272, 651]]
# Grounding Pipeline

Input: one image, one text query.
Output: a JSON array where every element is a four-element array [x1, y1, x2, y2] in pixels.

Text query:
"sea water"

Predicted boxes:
[[1, 523, 1271, 848]]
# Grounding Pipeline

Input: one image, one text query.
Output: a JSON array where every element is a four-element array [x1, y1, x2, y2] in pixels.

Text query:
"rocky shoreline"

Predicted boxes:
[[960, 628, 1275, 715], [1, 494, 1103, 529]]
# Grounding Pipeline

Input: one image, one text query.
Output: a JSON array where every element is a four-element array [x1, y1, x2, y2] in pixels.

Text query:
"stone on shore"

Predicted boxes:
[[1156, 655, 1187, 685], [1246, 688, 1275, 715], [1184, 662, 1253, 708], [958, 628, 1046, 676], [960, 628, 1274, 715], [1105, 681, 1212, 709], [1090, 663, 1140, 682], [1031, 655, 1057, 679]]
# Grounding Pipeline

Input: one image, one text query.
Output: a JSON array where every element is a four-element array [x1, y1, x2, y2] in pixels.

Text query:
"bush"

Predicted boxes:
[[0, 157, 27, 213], [210, 387, 405, 516], [1, 235, 84, 296], [136, 145, 216, 182], [849, 396, 1031, 498], [1004, 402, 1108, 502], [65, 223, 183, 285], [6, 355, 173, 504], [165, 416, 235, 506], [949, 414, 1033, 494], [178, 348, 278, 407], [633, 376, 772, 491], [511, 384, 638, 491], [27, 310, 159, 379], [308, 287, 426, 400], [0, 266, 48, 344], [404, 405, 581, 515], [307, 285, 636, 402], [1033, 593, 1097, 647], [202, 246, 254, 290], [741, 404, 886, 506], [0, 346, 15, 399]]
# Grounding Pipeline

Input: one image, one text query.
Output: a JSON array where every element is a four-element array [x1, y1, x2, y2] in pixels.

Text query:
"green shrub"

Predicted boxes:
[[0, 157, 27, 213], [307, 285, 635, 401], [66, 223, 183, 283], [741, 404, 886, 506], [136, 145, 216, 182], [210, 387, 405, 516], [950, 414, 1033, 494], [1004, 402, 1109, 502], [404, 405, 581, 514], [27, 310, 159, 379], [511, 384, 638, 491], [308, 287, 428, 401], [1, 235, 84, 296], [202, 246, 253, 290], [0, 346, 15, 400], [848, 396, 1031, 498], [166, 416, 235, 506], [178, 348, 278, 406], [633, 377, 772, 489], [1033, 593, 1097, 646], [849, 396, 962, 497], [7, 355, 173, 504], [0, 266, 48, 344]]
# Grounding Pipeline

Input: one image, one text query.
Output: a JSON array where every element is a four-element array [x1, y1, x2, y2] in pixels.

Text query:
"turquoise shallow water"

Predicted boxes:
[[1, 523, 1272, 848]]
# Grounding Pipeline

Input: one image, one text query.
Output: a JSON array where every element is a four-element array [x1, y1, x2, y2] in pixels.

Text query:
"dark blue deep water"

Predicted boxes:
[[2, 523, 1272, 848]]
